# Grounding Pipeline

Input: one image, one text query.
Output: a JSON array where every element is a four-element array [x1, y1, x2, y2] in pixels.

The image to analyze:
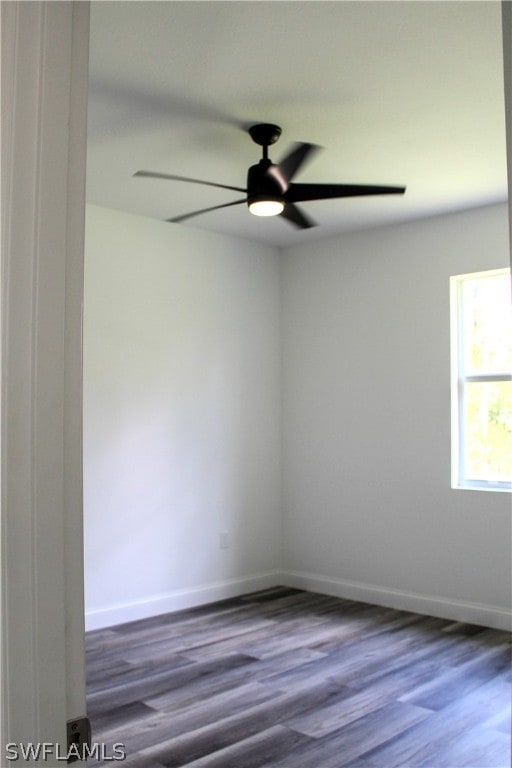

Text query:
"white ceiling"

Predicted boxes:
[[87, 1, 507, 247]]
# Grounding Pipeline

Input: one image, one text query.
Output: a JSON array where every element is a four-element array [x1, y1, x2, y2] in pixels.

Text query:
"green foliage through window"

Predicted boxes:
[[451, 268, 512, 491]]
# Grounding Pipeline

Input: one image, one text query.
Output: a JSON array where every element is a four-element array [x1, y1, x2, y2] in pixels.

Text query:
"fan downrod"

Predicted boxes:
[[248, 123, 282, 148]]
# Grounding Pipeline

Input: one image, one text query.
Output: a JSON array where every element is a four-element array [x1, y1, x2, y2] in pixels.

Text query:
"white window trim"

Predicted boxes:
[[450, 267, 512, 493]]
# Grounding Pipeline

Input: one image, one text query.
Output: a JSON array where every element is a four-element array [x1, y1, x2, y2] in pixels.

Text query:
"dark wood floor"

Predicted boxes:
[[86, 587, 511, 767]]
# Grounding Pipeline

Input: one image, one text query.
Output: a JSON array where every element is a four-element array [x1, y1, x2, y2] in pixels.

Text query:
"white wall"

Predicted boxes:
[[84, 205, 281, 629], [84, 202, 511, 632], [281, 203, 511, 629]]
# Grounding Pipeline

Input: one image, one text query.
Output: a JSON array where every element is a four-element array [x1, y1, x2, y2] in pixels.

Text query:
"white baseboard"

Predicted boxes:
[[86, 569, 512, 633], [281, 570, 512, 632], [85, 570, 282, 631]]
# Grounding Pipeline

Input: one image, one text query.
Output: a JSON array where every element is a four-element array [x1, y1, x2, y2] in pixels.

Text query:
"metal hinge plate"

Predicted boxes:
[[66, 716, 91, 763]]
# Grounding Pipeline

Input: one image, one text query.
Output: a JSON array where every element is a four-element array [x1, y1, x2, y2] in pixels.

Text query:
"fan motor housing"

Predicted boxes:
[[246, 161, 285, 208]]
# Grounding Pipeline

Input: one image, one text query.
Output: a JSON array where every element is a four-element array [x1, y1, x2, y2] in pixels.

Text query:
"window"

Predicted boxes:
[[450, 268, 512, 491]]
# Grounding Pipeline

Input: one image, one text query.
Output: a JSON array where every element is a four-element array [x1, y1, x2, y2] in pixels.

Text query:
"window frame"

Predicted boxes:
[[450, 267, 512, 492]]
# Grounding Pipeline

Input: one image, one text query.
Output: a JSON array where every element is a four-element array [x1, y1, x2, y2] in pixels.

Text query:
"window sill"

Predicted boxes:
[[452, 483, 512, 493]]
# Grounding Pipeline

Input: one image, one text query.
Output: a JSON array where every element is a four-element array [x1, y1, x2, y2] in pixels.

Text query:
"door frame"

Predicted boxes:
[[1, 1, 89, 761], [504, 0, 512, 258]]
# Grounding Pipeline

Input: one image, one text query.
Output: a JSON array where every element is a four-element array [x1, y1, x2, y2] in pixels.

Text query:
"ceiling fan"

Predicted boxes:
[[134, 123, 406, 229]]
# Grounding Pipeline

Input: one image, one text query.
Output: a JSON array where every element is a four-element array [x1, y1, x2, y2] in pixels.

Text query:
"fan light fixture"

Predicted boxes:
[[134, 122, 406, 230], [249, 199, 284, 217]]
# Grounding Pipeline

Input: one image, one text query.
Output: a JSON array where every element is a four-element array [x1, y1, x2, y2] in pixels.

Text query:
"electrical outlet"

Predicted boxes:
[[219, 531, 229, 549]]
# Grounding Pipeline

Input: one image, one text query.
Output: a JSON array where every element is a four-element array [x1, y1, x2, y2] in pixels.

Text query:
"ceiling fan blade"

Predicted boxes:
[[280, 203, 317, 229], [276, 142, 320, 184], [167, 198, 247, 224], [134, 170, 246, 194], [287, 183, 406, 203]]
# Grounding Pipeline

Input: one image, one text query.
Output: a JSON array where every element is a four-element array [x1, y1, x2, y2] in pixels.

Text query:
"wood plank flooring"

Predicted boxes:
[[86, 587, 511, 767]]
